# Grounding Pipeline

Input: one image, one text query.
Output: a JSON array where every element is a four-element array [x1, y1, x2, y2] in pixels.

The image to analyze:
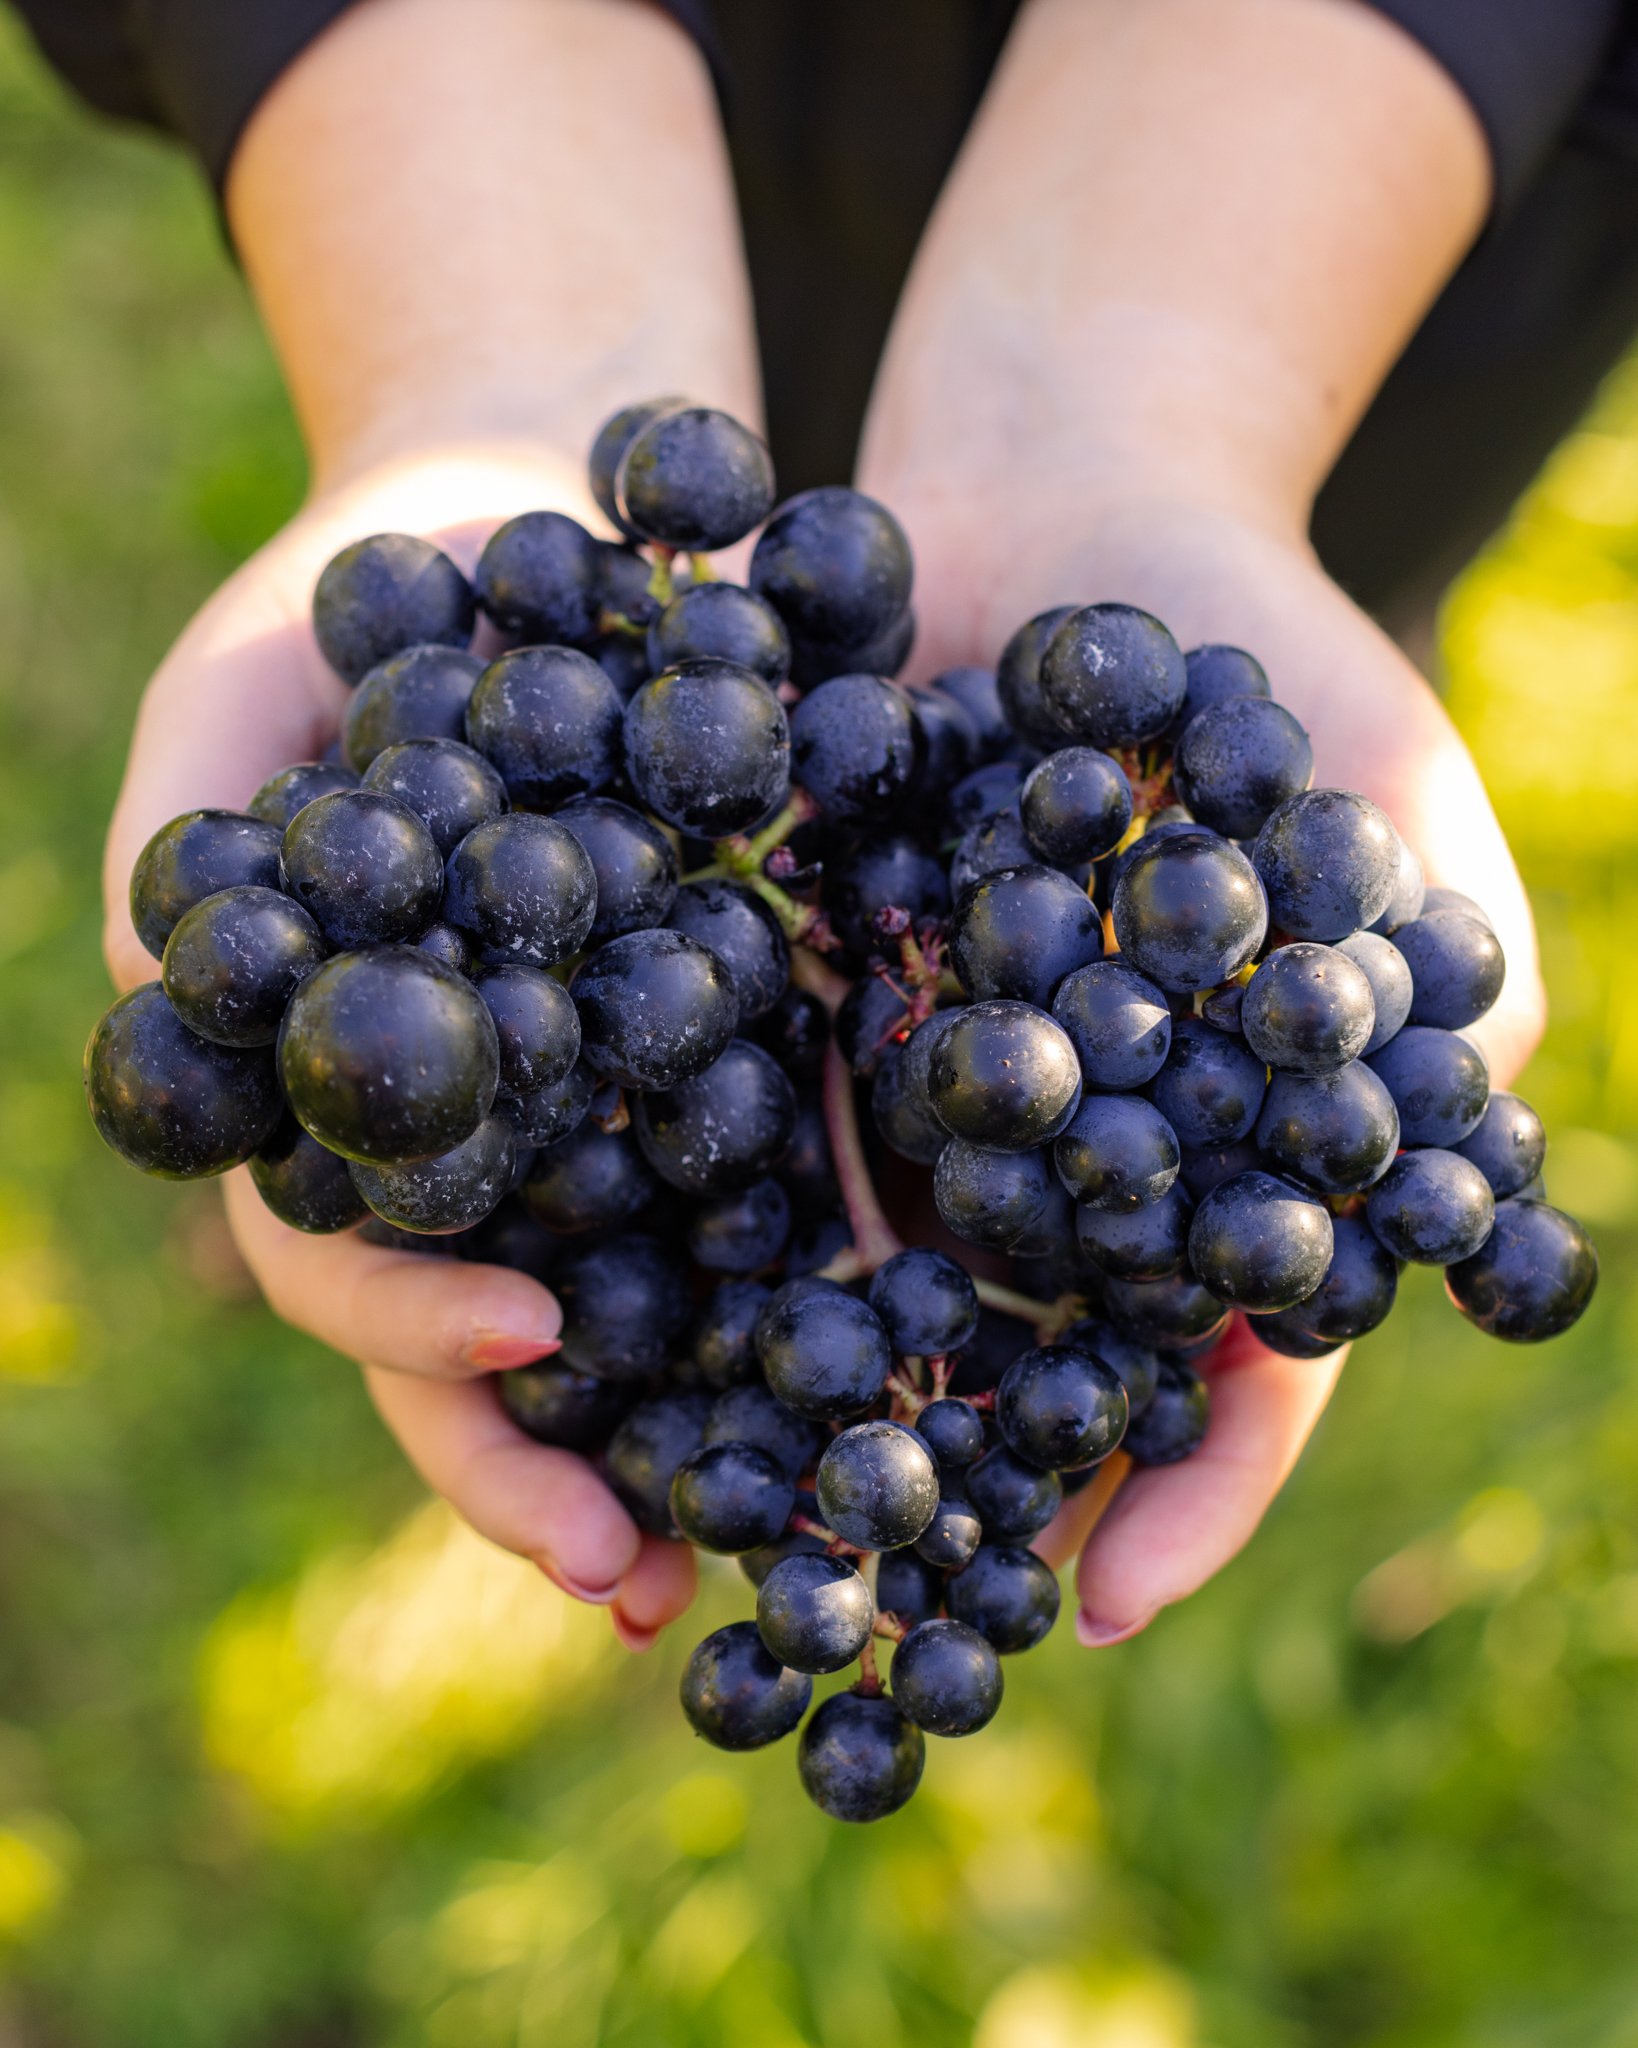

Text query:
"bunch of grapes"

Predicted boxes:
[[86, 397, 1598, 1823]]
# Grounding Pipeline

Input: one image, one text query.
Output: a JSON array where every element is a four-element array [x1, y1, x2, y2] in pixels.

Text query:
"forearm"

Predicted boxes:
[[862, 0, 1489, 534], [227, 0, 757, 500]]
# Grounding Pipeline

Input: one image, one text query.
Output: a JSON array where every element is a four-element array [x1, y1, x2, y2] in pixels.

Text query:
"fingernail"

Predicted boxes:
[[467, 1331, 562, 1372], [1075, 1607, 1155, 1648], [612, 1612, 659, 1654], [536, 1557, 620, 1605]]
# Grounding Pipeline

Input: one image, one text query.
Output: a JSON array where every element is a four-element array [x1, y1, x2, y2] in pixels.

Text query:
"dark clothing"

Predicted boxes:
[[14, 0, 1638, 614]]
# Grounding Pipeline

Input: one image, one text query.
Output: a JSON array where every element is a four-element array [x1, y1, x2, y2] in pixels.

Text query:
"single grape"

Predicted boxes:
[[501, 1059, 595, 1148], [671, 1441, 796, 1554], [623, 658, 791, 837], [1188, 1170, 1334, 1312], [1051, 960, 1172, 1092], [129, 809, 284, 958], [472, 509, 602, 645], [949, 863, 1103, 1006], [1453, 1091, 1547, 1198], [933, 1139, 1053, 1249], [648, 581, 791, 682], [1177, 1134, 1263, 1200], [757, 1553, 875, 1674], [474, 963, 581, 1098], [949, 759, 1026, 834], [949, 804, 1039, 898], [250, 1117, 368, 1232], [1102, 1270, 1229, 1349], [1172, 643, 1271, 734], [1111, 828, 1267, 993], [926, 999, 1082, 1152], [362, 737, 508, 857], [1445, 1199, 1598, 1341], [464, 645, 624, 808], [279, 790, 443, 949], [703, 1383, 819, 1482], [1020, 747, 1134, 863], [1392, 910, 1507, 1029], [679, 1621, 811, 1751], [749, 485, 913, 649], [633, 1039, 797, 1194], [418, 922, 472, 974], [1053, 1093, 1180, 1210], [964, 1446, 1062, 1539], [1172, 696, 1313, 838], [443, 813, 598, 968], [1040, 602, 1186, 747], [1123, 1358, 1210, 1464], [84, 983, 281, 1179], [552, 1232, 692, 1382], [520, 1120, 658, 1232], [1241, 941, 1376, 1074], [946, 1545, 1060, 1652], [603, 1388, 714, 1534], [891, 1619, 1002, 1737], [689, 1177, 792, 1272], [1252, 788, 1400, 940], [312, 532, 473, 685], [798, 1691, 925, 1822], [350, 1113, 515, 1234], [913, 1492, 985, 1569], [1254, 1062, 1400, 1193], [572, 927, 739, 1090], [997, 1344, 1129, 1471], [817, 1421, 940, 1551], [756, 1282, 892, 1418], [873, 1036, 952, 1165], [867, 1248, 980, 1358], [789, 673, 924, 826], [279, 947, 499, 1164], [1075, 1179, 1195, 1279], [1365, 1149, 1496, 1264], [615, 405, 776, 551], [160, 885, 326, 1047], [1334, 930, 1414, 1054], [343, 646, 485, 771], [1147, 1015, 1268, 1148], [667, 879, 789, 1019], [545, 796, 675, 943], [248, 760, 359, 831], [1366, 1025, 1489, 1147]]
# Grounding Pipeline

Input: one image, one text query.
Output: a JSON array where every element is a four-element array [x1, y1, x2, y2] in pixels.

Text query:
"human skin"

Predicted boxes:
[[99, 0, 1542, 1655], [857, 0, 1539, 1644]]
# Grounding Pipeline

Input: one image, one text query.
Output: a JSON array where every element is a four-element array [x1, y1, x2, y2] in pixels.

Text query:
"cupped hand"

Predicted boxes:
[[100, 445, 695, 1651], [859, 470, 1545, 1644]]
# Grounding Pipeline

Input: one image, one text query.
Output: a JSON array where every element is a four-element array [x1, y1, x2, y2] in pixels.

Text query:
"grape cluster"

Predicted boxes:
[[86, 396, 1599, 1823]]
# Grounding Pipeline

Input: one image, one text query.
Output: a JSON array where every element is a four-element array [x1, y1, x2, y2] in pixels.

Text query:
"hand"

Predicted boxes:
[[101, 445, 697, 1652], [859, 465, 1546, 1644]]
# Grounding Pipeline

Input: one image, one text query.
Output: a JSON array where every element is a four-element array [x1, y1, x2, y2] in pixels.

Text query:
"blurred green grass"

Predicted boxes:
[[1, 16, 1636, 2046]]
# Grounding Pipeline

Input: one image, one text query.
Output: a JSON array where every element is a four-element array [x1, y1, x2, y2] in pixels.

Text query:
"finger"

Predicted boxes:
[[1074, 1321, 1348, 1644], [610, 1536, 700, 1653], [364, 1363, 642, 1599], [225, 1171, 561, 1380]]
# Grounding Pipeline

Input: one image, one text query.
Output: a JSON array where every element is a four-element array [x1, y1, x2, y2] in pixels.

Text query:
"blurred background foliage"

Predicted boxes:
[[0, 15, 1635, 2046]]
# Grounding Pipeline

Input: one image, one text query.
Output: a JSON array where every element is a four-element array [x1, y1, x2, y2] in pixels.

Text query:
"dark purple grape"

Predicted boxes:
[[1074, 1179, 1194, 1279], [573, 927, 739, 1090], [350, 1112, 515, 1233], [1252, 788, 1400, 941], [279, 790, 444, 948], [949, 864, 1103, 1006], [1368, 837, 1426, 934], [161, 885, 326, 1046], [554, 796, 679, 943], [892, 1619, 1002, 1737], [930, 665, 1009, 760], [588, 395, 688, 540], [499, 1358, 631, 1452], [876, 1547, 947, 1626], [933, 1139, 1053, 1250], [474, 963, 581, 1097], [362, 738, 507, 857], [1241, 942, 1376, 1074], [867, 1248, 980, 1358], [817, 1421, 940, 1551], [248, 761, 359, 831], [342, 646, 485, 771], [692, 1280, 774, 1389], [1051, 961, 1172, 1092], [790, 673, 924, 826], [250, 1117, 368, 1232], [648, 581, 790, 681], [1020, 747, 1134, 864], [927, 1000, 1082, 1151], [1453, 1092, 1546, 1199], [129, 809, 284, 958], [671, 1441, 795, 1554], [1445, 1199, 1597, 1341], [824, 836, 949, 959], [1172, 696, 1313, 838], [749, 486, 912, 650], [604, 1388, 714, 1533], [689, 1177, 792, 1272], [667, 880, 788, 1019], [798, 1691, 924, 1821], [554, 1233, 692, 1383], [465, 646, 623, 808], [1187, 1170, 1334, 1313], [703, 1383, 819, 1482], [1366, 1025, 1489, 1147], [1123, 1359, 1209, 1465], [1393, 910, 1507, 1030], [1173, 643, 1271, 734], [473, 510, 602, 646], [756, 1281, 891, 1418], [85, 983, 281, 1178], [1041, 603, 1186, 747], [1054, 1093, 1179, 1211], [1254, 1063, 1400, 1193], [1254, 1213, 1400, 1350], [633, 1039, 796, 1195], [757, 1553, 874, 1674], [915, 1398, 986, 1470], [1147, 1016, 1268, 1148], [1335, 930, 1414, 1054], [616, 406, 775, 551], [1111, 829, 1266, 994], [946, 1545, 1060, 1653], [520, 1120, 658, 1232], [443, 814, 598, 968], [313, 533, 473, 685], [997, 1344, 1128, 1471], [1366, 1149, 1496, 1264], [680, 1622, 811, 1751], [624, 659, 790, 837]]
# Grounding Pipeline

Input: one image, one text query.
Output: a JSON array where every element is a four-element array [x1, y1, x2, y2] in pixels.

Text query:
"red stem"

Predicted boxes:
[[817, 1041, 905, 1281]]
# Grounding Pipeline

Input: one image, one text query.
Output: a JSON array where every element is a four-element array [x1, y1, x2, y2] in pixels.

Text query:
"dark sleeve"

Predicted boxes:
[[8, 0, 719, 192], [1365, 0, 1629, 213]]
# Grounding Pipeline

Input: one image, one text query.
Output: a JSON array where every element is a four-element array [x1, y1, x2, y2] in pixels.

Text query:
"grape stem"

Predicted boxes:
[[790, 945, 851, 1016], [971, 1277, 1075, 1340], [816, 1041, 905, 1282]]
